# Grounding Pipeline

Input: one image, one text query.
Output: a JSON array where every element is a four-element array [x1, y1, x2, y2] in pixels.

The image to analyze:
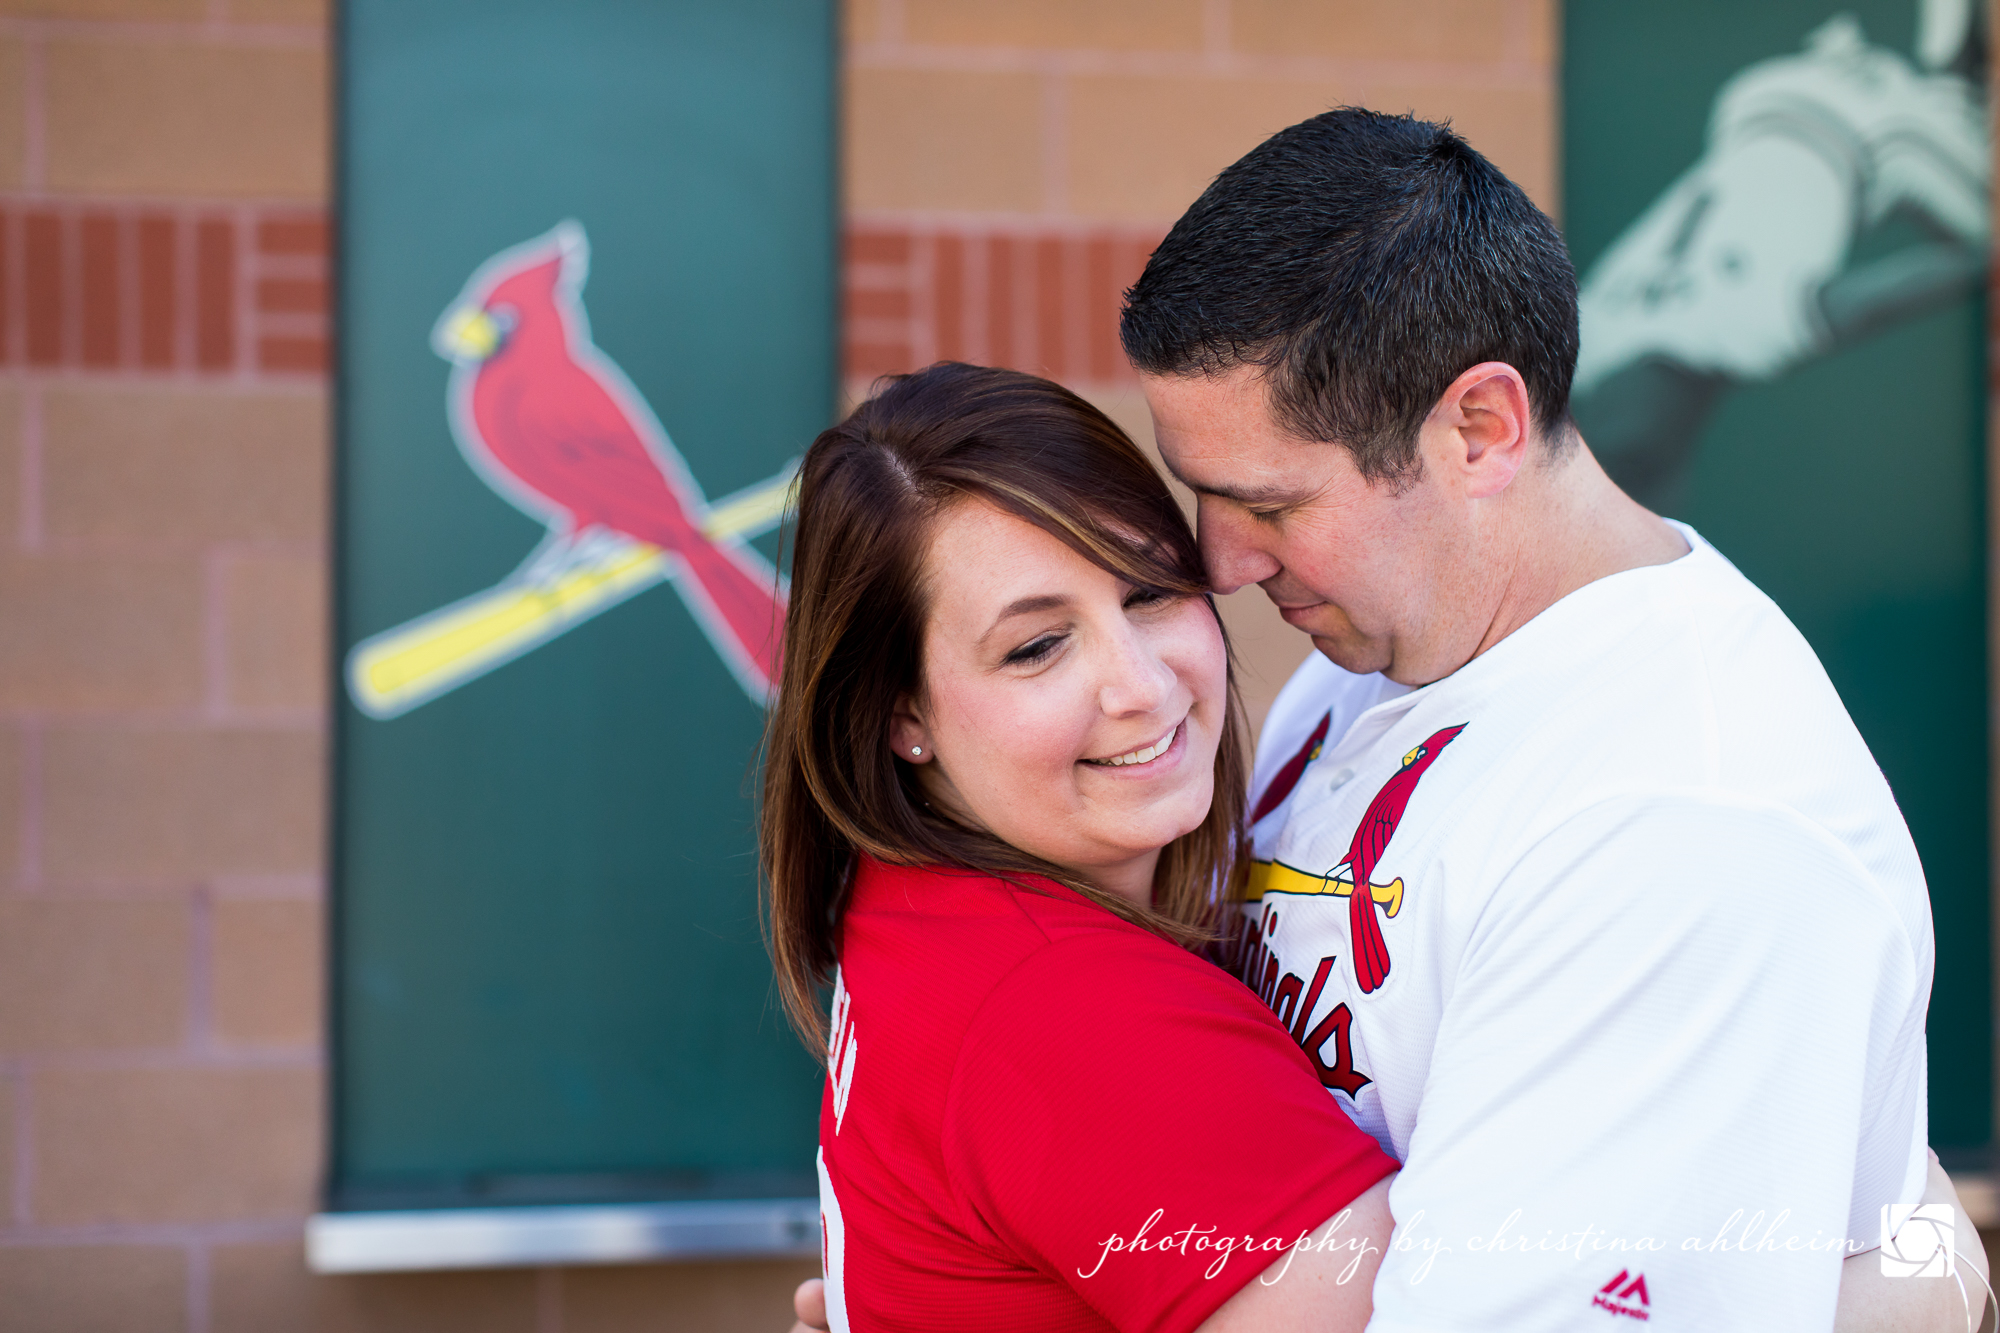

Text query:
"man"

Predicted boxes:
[[1120, 107, 1955, 1329], [793, 109, 1979, 1330]]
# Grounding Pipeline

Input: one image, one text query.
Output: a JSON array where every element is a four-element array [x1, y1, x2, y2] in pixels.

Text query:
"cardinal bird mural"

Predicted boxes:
[[1340, 724, 1466, 994], [344, 222, 795, 719]]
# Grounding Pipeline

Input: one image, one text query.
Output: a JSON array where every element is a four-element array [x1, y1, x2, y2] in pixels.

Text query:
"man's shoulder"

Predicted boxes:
[[1253, 651, 1389, 776]]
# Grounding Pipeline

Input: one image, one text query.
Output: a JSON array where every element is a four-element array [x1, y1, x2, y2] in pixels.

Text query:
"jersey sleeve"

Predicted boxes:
[[1370, 792, 1925, 1332], [940, 929, 1396, 1333]]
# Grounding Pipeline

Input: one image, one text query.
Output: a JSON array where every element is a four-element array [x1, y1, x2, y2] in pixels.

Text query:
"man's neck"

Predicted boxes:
[[1467, 443, 1690, 665]]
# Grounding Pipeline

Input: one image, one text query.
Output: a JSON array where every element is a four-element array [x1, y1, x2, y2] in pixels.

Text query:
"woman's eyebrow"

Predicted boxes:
[[979, 594, 1070, 644]]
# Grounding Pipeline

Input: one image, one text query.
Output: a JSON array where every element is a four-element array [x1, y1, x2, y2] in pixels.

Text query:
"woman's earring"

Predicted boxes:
[[911, 746, 923, 757]]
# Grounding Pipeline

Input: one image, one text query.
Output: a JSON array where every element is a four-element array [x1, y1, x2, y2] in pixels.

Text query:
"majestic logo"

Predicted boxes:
[[1593, 1269, 1651, 1321], [344, 221, 794, 719]]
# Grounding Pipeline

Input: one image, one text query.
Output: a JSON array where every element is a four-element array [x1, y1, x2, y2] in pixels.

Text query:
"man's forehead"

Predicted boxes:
[[1141, 373, 1327, 496]]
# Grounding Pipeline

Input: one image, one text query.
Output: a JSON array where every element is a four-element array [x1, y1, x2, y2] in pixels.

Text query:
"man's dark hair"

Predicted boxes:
[[1120, 108, 1579, 486]]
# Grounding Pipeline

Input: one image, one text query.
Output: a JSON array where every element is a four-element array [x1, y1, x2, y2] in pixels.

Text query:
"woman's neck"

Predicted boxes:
[[918, 763, 1163, 909], [1091, 849, 1162, 909]]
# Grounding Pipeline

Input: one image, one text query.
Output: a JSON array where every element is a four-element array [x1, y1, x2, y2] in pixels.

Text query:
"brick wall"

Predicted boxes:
[[0, 203, 328, 376], [844, 0, 1556, 720], [0, 2, 1557, 1330], [0, 4, 346, 1331]]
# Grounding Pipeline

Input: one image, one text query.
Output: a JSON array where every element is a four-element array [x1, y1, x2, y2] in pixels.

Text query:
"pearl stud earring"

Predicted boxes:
[[911, 746, 923, 756]]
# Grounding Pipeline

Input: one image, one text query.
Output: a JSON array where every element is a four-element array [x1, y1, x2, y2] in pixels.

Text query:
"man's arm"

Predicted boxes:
[[1196, 1174, 1392, 1333], [1835, 1150, 1993, 1333], [1371, 793, 1921, 1331], [788, 1175, 1395, 1333]]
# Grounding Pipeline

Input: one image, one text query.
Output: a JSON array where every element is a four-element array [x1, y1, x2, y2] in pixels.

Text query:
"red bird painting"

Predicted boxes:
[[430, 221, 785, 702], [1340, 724, 1466, 994]]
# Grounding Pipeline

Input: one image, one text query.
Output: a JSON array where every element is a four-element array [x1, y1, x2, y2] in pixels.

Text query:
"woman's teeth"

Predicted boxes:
[[1087, 726, 1175, 767]]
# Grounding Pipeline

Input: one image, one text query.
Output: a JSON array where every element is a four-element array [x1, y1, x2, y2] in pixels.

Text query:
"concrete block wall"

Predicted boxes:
[[0, 2, 1555, 1329]]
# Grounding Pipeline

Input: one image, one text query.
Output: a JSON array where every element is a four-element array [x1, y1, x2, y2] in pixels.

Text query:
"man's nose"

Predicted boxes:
[[1198, 502, 1282, 596]]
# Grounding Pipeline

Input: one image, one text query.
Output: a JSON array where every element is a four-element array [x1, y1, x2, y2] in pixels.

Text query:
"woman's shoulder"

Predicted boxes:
[[842, 856, 1222, 1009], [850, 855, 1131, 936]]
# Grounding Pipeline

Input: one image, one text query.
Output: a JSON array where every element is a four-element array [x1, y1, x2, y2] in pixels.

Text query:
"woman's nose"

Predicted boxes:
[[1097, 629, 1175, 717]]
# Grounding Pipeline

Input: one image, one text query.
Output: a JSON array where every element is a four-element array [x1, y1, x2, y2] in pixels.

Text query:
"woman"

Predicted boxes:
[[765, 364, 1983, 1333]]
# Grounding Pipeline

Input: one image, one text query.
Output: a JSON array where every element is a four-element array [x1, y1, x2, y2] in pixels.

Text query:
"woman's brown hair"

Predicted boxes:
[[761, 363, 1250, 1052]]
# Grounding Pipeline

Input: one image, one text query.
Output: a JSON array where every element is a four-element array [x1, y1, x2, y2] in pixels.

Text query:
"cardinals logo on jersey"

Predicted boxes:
[[1246, 723, 1467, 996], [344, 221, 795, 719]]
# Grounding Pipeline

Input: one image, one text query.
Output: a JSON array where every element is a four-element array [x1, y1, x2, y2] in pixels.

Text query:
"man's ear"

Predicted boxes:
[[889, 696, 932, 763], [1429, 361, 1533, 499]]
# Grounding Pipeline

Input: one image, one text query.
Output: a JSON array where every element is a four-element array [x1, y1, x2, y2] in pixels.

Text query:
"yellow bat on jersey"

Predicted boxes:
[[1246, 859, 1404, 917], [346, 464, 796, 721]]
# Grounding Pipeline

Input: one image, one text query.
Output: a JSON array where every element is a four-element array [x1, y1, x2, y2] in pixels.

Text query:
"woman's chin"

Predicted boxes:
[[1092, 794, 1214, 862]]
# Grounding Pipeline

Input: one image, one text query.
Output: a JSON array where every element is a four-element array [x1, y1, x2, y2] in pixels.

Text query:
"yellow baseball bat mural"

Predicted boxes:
[[347, 465, 795, 720]]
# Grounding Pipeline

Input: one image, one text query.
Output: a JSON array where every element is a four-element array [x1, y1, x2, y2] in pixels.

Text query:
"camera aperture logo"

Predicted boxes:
[[1880, 1204, 1955, 1278]]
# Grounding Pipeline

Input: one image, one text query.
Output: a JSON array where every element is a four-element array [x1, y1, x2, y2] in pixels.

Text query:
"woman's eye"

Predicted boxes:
[[1124, 587, 1170, 608], [1004, 635, 1062, 665]]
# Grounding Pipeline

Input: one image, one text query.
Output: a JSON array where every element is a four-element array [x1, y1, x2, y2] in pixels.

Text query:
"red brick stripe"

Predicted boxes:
[[0, 199, 331, 378], [0, 206, 1153, 388], [845, 221, 1163, 386]]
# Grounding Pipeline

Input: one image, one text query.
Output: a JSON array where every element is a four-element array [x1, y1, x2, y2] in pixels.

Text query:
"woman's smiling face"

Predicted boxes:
[[892, 499, 1228, 906]]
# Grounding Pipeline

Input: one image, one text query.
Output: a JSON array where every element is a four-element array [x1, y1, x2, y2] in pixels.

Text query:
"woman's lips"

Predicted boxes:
[[1080, 718, 1186, 770]]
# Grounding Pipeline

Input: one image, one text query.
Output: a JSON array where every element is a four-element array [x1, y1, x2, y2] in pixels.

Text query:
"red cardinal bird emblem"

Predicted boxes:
[[1340, 724, 1466, 994], [431, 221, 786, 702], [1251, 710, 1332, 824]]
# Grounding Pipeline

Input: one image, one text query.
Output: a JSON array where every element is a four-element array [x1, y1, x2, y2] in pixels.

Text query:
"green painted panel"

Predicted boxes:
[[332, 0, 834, 1208], [1564, 2, 1991, 1146]]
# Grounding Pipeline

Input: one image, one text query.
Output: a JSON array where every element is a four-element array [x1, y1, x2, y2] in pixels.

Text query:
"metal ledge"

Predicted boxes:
[[307, 1198, 820, 1273]]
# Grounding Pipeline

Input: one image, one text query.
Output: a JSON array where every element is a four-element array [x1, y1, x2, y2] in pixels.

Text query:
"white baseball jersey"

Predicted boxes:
[[1236, 525, 1932, 1331]]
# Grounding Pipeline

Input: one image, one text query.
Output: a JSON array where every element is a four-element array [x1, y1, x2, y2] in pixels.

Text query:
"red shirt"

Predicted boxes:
[[817, 858, 1396, 1333]]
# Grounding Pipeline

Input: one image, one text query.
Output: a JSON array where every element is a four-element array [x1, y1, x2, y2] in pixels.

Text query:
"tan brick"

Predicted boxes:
[[564, 1260, 823, 1333], [0, 0, 202, 14], [0, 554, 204, 710], [223, 0, 326, 20], [1231, 0, 1513, 61], [0, 1246, 187, 1333], [222, 553, 327, 710], [0, 897, 188, 1054], [0, 385, 18, 546], [1066, 74, 1556, 222], [33, 1065, 319, 1223], [846, 69, 1043, 213], [906, 0, 1202, 50], [0, 41, 24, 192], [0, 725, 18, 883], [1367, 81, 1556, 213], [45, 41, 327, 199], [44, 728, 325, 883], [211, 1242, 537, 1333], [1521, 0, 1556, 71], [213, 896, 320, 1047], [1066, 75, 1355, 221], [0, 1074, 13, 1209], [844, 0, 879, 45], [44, 387, 328, 547]]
